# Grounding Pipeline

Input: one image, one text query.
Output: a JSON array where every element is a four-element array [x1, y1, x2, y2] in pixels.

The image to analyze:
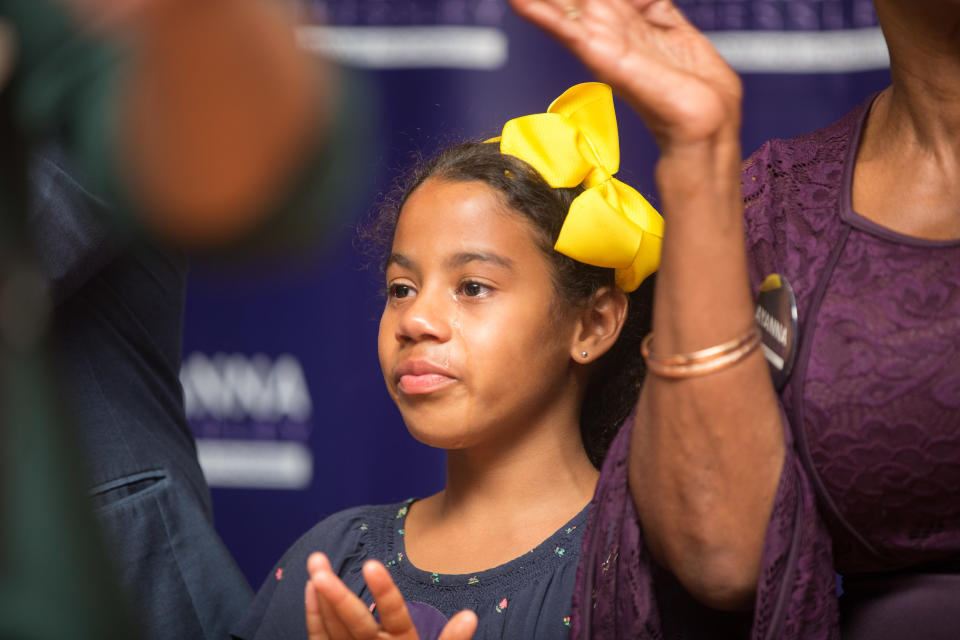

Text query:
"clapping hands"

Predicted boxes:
[[305, 553, 478, 640]]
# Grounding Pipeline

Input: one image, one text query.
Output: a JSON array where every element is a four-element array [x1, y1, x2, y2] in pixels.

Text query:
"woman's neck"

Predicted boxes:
[[852, 3, 960, 240], [873, 2, 960, 152]]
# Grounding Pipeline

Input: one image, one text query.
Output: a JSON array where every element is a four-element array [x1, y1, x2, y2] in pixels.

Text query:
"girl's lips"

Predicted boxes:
[[398, 373, 456, 395], [394, 359, 457, 395]]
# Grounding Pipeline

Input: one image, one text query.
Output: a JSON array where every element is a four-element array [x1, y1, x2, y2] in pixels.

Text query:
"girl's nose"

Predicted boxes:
[[395, 288, 452, 345]]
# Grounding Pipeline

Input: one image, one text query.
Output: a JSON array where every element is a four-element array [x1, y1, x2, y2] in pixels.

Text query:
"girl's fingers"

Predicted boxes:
[[305, 580, 331, 640], [361, 560, 415, 636], [306, 552, 477, 639], [312, 573, 354, 640], [438, 610, 479, 640], [307, 553, 348, 638], [311, 569, 380, 640], [306, 554, 337, 639], [308, 551, 331, 576]]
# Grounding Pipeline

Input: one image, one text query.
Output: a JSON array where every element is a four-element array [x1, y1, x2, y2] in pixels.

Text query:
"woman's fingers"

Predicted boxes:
[[362, 560, 417, 636], [629, 0, 688, 28], [509, 0, 583, 42], [305, 579, 331, 640], [510, 0, 664, 92], [512, 0, 740, 144], [438, 610, 479, 640]]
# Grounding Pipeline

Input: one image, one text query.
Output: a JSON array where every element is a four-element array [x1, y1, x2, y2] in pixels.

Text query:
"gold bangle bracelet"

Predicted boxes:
[[641, 328, 761, 378]]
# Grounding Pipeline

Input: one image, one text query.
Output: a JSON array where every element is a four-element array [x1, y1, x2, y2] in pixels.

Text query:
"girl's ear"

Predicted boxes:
[[571, 286, 628, 363]]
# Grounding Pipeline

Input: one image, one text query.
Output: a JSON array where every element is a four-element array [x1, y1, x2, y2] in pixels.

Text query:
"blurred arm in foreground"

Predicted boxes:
[[1, 2, 343, 639]]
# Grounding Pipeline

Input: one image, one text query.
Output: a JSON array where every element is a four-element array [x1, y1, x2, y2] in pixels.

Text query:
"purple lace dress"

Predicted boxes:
[[572, 97, 960, 639]]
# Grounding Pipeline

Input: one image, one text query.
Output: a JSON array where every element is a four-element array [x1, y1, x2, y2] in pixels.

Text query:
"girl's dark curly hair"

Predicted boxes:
[[362, 141, 654, 468]]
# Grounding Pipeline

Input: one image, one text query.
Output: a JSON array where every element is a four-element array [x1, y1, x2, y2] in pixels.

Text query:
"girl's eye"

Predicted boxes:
[[458, 281, 490, 297], [388, 283, 414, 299]]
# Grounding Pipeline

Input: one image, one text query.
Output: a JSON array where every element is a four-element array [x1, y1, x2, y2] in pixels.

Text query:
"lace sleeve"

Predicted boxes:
[[570, 411, 839, 639], [751, 408, 840, 639], [570, 415, 661, 638]]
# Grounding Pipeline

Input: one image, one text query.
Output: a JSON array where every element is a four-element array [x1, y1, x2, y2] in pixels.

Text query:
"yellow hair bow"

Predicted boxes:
[[489, 82, 662, 292]]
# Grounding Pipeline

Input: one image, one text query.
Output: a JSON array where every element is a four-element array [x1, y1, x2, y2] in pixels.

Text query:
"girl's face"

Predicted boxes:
[[378, 178, 582, 450]]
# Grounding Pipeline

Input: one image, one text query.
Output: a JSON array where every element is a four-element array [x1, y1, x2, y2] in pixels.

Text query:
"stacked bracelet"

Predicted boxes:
[[641, 327, 761, 378]]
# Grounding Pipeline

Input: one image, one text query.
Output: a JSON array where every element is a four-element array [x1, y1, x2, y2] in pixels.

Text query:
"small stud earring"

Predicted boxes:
[[580, 351, 589, 359]]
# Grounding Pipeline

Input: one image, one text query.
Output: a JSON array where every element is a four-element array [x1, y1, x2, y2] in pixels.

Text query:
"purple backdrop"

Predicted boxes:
[[180, 0, 891, 590]]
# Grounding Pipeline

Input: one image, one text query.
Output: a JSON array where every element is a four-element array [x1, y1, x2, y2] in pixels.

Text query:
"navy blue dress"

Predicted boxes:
[[235, 500, 587, 640]]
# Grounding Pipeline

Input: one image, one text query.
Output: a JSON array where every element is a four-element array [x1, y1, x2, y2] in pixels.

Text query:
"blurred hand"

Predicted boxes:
[[509, 0, 742, 148], [305, 553, 478, 640], [50, 0, 329, 247]]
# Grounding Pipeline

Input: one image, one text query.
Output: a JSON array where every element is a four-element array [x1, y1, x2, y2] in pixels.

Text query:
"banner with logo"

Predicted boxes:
[[181, 0, 891, 588]]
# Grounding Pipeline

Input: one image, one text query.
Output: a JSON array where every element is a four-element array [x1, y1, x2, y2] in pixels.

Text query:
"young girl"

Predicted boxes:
[[232, 82, 663, 640], [243, 0, 960, 636]]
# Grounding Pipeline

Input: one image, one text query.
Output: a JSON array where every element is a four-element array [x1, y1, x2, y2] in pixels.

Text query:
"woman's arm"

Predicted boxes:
[[510, 0, 784, 609]]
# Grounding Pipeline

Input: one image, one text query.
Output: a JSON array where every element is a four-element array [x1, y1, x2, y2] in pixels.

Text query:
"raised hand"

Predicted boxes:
[[509, 0, 741, 147], [514, 0, 788, 616], [305, 553, 478, 640]]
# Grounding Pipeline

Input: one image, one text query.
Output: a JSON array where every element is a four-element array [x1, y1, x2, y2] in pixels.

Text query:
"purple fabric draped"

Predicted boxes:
[[571, 95, 960, 638]]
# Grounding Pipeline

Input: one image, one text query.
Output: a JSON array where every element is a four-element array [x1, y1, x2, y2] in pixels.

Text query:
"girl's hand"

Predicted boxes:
[[305, 553, 478, 640], [508, 0, 742, 147]]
